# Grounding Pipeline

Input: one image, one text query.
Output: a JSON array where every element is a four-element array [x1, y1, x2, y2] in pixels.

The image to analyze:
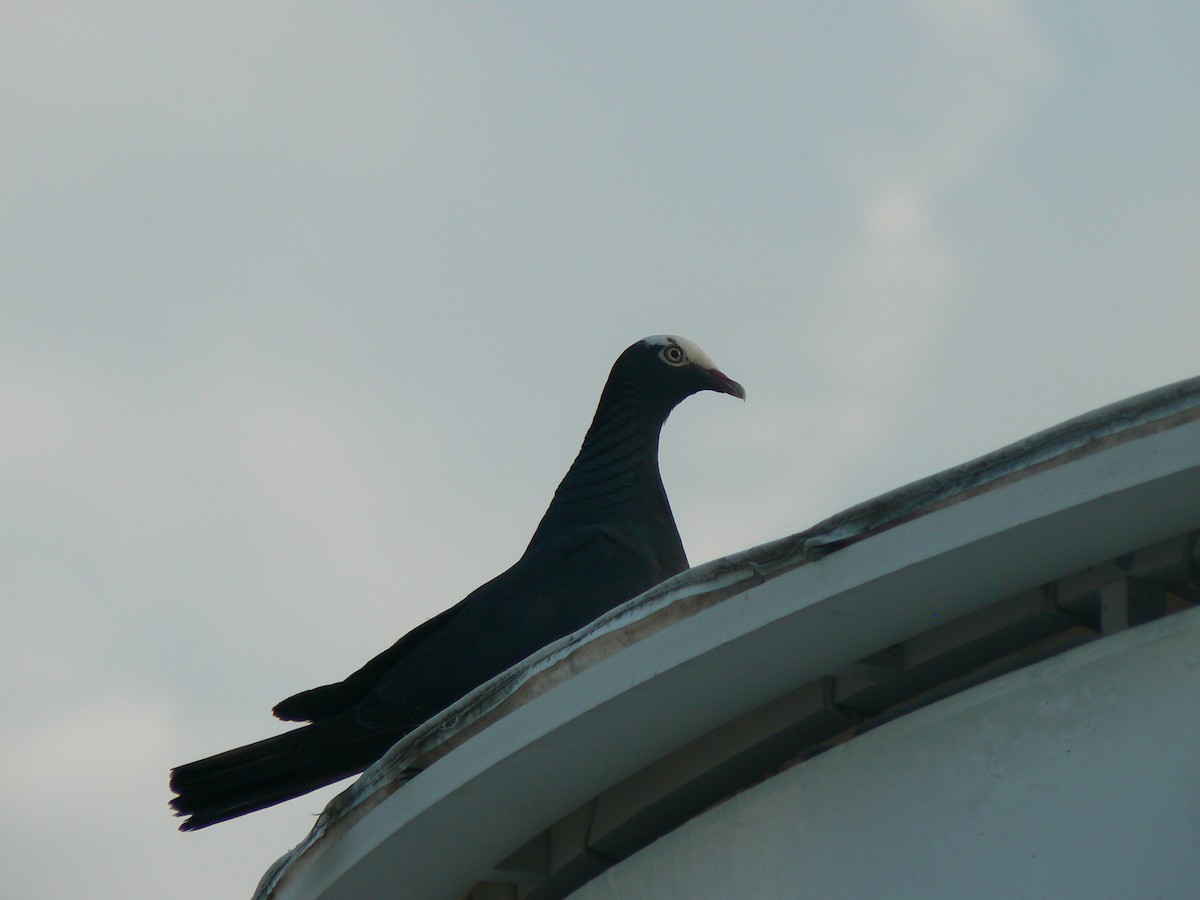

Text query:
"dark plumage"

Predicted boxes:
[[170, 335, 744, 830]]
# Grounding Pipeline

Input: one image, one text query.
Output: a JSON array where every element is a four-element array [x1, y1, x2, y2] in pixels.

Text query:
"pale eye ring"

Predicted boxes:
[[661, 345, 686, 366]]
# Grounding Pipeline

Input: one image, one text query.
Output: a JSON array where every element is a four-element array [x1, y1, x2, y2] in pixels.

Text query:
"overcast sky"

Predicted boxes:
[[3, 4, 1198, 897]]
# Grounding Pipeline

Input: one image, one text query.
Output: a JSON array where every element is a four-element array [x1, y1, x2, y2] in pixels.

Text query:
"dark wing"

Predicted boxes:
[[354, 522, 674, 733], [272, 603, 463, 722]]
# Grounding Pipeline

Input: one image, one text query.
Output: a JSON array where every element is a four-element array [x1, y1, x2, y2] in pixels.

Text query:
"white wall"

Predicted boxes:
[[570, 605, 1200, 900]]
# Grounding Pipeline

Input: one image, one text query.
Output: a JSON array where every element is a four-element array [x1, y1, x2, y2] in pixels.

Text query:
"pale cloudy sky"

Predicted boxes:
[[2, 4, 1197, 897]]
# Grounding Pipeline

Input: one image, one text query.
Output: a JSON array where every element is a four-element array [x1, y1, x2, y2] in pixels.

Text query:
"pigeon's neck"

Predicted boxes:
[[529, 380, 684, 554]]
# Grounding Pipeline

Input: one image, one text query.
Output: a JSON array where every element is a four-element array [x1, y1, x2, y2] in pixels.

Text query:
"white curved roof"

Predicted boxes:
[[257, 375, 1200, 900], [572, 602, 1200, 899]]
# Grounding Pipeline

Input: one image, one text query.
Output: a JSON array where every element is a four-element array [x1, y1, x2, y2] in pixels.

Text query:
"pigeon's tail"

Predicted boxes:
[[169, 721, 394, 830]]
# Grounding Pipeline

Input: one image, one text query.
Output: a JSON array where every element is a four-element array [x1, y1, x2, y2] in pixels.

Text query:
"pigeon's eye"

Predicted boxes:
[[660, 345, 687, 366]]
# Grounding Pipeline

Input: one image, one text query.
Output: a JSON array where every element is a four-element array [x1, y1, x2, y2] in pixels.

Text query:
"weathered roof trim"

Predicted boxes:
[[255, 374, 1200, 899]]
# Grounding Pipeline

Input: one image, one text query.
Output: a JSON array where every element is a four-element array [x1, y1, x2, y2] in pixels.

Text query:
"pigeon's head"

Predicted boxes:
[[613, 335, 745, 411]]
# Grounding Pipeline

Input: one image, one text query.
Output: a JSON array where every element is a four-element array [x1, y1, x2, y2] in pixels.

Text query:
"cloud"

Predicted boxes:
[[786, 1, 1062, 502]]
